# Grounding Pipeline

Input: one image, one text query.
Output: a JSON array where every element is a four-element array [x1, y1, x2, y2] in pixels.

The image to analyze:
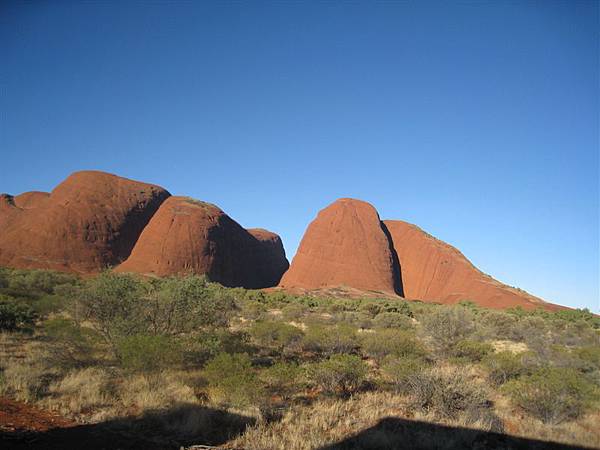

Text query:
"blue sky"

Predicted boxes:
[[1, 1, 598, 310]]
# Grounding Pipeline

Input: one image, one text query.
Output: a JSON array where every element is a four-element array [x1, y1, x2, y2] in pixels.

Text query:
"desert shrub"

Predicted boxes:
[[281, 303, 307, 321], [360, 329, 426, 362], [302, 323, 358, 355], [308, 354, 367, 396], [360, 302, 383, 318], [0, 298, 36, 332], [550, 308, 600, 328], [43, 318, 101, 368], [420, 306, 476, 354], [574, 345, 600, 373], [381, 356, 429, 392], [552, 319, 599, 347], [76, 273, 235, 348], [183, 329, 251, 366], [203, 353, 263, 407], [383, 300, 414, 317], [240, 301, 268, 320], [480, 310, 521, 341], [373, 311, 413, 329], [250, 321, 304, 354], [503, 367, 598, 424], [451, 339, 493, 362], [408, 367, 494, 424], [260, 361, 304, 400], [32, 294, 68, 316], [5, 269, 78, 296], [152, 276, 235, 332], [513, 316, 549, 344], [117, 334, 183, 373], [482, 351, 527, 385]]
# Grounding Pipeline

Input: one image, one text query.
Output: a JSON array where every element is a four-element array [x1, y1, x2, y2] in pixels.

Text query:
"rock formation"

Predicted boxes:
[[279, 198, 403, 295], [13, 191, 50, 209], [0, 171, 170, 273], [384, 220, 562, 310], [116, 197, 288, 288]]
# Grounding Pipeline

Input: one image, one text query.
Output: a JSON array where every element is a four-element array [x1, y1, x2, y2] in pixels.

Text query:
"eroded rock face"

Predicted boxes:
[[116, 196, 289, 288], [0, 171, 171, 273], [279, 198, 403, 295], [384, 220, 562, 310], [13, 191, 50, 209], [247, 228, 290, 287]]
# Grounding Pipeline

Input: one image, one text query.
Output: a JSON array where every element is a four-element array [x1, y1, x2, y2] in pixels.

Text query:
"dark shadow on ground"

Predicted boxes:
[[319, 417, 595, 450], [1, 403, 255, 449]]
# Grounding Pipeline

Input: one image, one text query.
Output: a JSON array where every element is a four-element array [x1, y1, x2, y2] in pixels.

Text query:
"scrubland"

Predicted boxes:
[[0, 268, 599, 449]]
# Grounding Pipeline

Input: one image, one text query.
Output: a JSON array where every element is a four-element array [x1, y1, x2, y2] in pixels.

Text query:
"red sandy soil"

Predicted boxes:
[[384, 220, 565, 311], [0, 397, 75, 433], [0, 171, 170, 273], [280, 198, 402, 296], [116, 196, 288, 288]]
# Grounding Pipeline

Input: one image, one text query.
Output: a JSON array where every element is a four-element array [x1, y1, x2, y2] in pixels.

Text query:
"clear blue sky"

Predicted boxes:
[[1, 1, 598, 310]]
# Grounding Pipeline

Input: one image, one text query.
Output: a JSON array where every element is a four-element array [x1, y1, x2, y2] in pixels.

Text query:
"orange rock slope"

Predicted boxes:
[[115, 197, 288, 288], [384, 220, 562, 310], [280, 198, 403, 295], [0, 171, 170, 273], [280, 198, 561, 311]]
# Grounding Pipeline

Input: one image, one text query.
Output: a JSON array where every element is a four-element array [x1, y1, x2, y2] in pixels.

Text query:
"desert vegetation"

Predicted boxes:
[[0, 268, 599, 448]]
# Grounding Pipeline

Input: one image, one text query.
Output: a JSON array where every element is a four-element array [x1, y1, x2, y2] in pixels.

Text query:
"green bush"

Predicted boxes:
[[302, 323, 358, 355], [574, 346, 600, 373], [373, 312, 413, 329], [260, 361, 304, 400], [4, 269, 78, 296], [408, 367, 493, 423], [183, 329, 251, 366], [43, 318, 100, 368], [452, 339, 493, 362], [420, 306, 476, 354], [0, 298, 36, 331], [360, 302, 383, 318], [203, 353, 263, 407], [308, 354, 367, 396], [116, 334, 183, 373], [381, 356, 428, 392], [360, 329, 426, 362], [503, 367, 598, 424], [76, 273, 235, 348], [482, 351, 527, 385], [281, 303, 307, 321], [250, 321, 304, 354]]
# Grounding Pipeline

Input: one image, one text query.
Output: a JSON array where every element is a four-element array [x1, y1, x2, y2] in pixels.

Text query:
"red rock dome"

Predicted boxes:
[[0, 171, 170, 273], [384, 220, 563, 311], [116, 196, 288, 288], [279, 198, 403, 295]]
